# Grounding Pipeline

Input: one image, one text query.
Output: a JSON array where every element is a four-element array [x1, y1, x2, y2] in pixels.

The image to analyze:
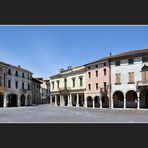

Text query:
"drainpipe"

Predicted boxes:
[[109, 53, 112, 109]]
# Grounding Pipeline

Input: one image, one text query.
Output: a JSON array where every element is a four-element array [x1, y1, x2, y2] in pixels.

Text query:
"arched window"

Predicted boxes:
[[141, 65, 148, 81], [0, 76, 2, 86]]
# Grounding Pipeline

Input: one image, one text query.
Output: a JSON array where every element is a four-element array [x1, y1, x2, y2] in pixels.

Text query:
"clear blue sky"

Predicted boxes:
[[0, 25, 148, 79]]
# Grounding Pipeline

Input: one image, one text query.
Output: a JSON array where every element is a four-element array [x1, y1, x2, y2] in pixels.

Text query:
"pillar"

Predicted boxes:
[[50, 95, 52, 104], [3, 93, 7, 108], [137, 92, 140, 109], [25, 95, 28, 106], [100, 97, 102, 109], [111, 97, 114, 109], [124, 95, 126, 109], [17, 95, 21, 107], [69, 94, 72, 107], [76, 94, 79, 107], [93, 99, 95, 108], [55, 95, 57, 106]]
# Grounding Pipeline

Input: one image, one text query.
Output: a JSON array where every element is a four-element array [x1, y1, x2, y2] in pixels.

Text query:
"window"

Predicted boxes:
[[15, 71, 18, 77], [8, 69, 11, 75], [104, 63, 106, 66], [115, 73, 121, 84], [104, 82, 107, 88], [141, 66, 148, 81], [57, 81, 59, 89], [22, 82, 24, 89], [0, 76, 2, 86], [96, 83, 98, 90], [28, 83, 30, 91], [128, 59, 134, 64], [27, 74, 30, 80], [88, 66, 91, 70], [80, 77, 83, 87], [8, 80, 11, 88], [64, 79, 67, 88], [96, 70, 98, 77], [128, 72, 134, 83], [88, 72, 91, 78], [15, 81, 18, 89], [115, 61, 120, 66], [52, 82, 54, 90], [0, 68, 3, 72], [72, 78, 75, 87], [95, 64, 98, 68], [22, 73, 25, 78], [88, 84, 91, 90], [104, 69, 106, 76], [142, 56, 148, 63]]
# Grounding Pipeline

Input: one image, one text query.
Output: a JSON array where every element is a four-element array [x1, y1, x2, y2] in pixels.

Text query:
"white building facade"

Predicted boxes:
[[110, 49, 148, 109], [50, 66, 86, 107], [0, 61, 33, 108]]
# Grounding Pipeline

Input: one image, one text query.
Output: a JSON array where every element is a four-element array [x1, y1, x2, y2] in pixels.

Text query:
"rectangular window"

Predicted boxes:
[[142, 56, 148, 63], [22, 82, 24, 89], [115, 61, 120, 66], [8, 69, 11, 75], [115, 73, 121, 84], [27, 74, 30, 80], [88, 72, 91, 78], [80, 77, 83, 87], [72, 78, 75, 87], [15, 81, 18, 89], [57, 81, 59, 89], [22, 73, 25, 78], [128, 59, 134, 64], [96, 70, 98, 77], [88, 66, 91, 70], [28, 83, 30, 91], [104, 69, 106, 76], [52, 82, 54, 90], [95, 64, 98, 68], [104, 82, 107, 88], [128, 72, 134, 83], [88, 84, 91, 90], [8, 80, 11, 88], [15, 71, 18, 77], [141, 71, 148, 81], [96, 83, 98, 90], [104, 63, 106, 66]]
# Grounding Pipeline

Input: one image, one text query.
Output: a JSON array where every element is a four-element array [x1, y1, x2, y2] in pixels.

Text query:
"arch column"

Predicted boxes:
[[100, 97, 102, 109], [17, 94, 21, 107], [111, 97, 114, 109], [68, 94, 72, 107], [124, 95, 126, 109], [55, 95, 57, 106], [93, 99, 95, 108], [25, 94, 28, 106], [84, 97, 87, 108], [50, 95, 52, 104], [3, 92, 7, 108], [76, 94, 79, 107], [137, 92, 140, 109]]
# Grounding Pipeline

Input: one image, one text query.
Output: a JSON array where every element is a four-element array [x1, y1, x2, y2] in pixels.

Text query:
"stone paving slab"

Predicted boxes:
[[0, 104, 148, 123]]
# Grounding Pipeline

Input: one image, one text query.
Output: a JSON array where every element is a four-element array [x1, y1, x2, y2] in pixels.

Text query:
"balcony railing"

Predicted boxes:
[[137, 80, 148, 86], [20, 89, 27, 93], [59, 87, 71, 91]]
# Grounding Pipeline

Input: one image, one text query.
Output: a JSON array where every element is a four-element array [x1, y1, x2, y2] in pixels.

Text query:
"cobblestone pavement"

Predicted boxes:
[[0, 104, 148, 123]]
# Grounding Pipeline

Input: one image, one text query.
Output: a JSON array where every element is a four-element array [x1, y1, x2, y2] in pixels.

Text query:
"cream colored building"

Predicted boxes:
[[50, 66, 86, 107], [0, 61, 33, 108]]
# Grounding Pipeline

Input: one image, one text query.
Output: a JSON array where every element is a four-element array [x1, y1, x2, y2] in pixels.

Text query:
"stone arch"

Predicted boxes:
[[126, 90, 137, 108], [94, 96, 100, 108], [102, 95, 109, 108], [87, 96, 93, 107], [27, 95, 31, 106], [7, 93, 18, 107], [0, 93, 3, 107], [140, 89, 148, 108], [20, 94, 25, 106], [113, 91, 124, 108]]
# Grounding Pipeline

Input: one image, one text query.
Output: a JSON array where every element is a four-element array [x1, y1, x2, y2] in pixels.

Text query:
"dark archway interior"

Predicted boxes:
[[113, 91, 124, 108], [87, 96, 93, 107], [21, 94, 25, 106], [0, 94, 3, 107], [7, 94, 17, 107], [126, 91, 137, 108], [94, 96, 100, 108]]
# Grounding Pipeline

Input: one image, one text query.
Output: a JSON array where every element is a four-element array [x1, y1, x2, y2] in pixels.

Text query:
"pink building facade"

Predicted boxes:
[[84, 58, 110, 108]]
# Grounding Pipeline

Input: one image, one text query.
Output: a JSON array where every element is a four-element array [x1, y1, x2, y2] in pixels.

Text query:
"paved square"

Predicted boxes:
[[0, 104, 148, 123]]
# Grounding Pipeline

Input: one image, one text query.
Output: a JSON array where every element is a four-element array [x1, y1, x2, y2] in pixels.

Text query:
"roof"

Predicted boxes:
[[32, 77, 43, 84]]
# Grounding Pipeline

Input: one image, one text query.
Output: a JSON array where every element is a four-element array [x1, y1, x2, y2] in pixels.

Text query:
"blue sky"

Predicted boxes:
[[0, 25, 148, 79]]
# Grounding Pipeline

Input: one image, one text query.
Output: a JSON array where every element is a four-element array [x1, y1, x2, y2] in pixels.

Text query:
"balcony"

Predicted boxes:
[[20, 89, 27, 93], [0, 86, 6, 92], [100, 87, 108, 94], [137, 81, 148, 87], [59, 87, 71, 91]]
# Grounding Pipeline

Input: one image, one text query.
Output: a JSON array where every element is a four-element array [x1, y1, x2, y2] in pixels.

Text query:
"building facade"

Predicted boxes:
[[110, 49, 148, 109], [84, 58, 110, 108], [0, 61, 33, 108], [50, 66, 86, 107], [32, 77, 42, 105]]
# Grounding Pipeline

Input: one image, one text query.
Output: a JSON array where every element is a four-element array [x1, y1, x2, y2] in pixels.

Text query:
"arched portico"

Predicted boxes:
[[20, 94, 25, 106], [27, 95, 31, 106], [102, 95, 109, 108], [140, 89, 148, 108], [7, 93, 18, 107], [94, 96, 100, 108], [87, 96, 93, 107], [0, 93, 3, 107], [126, 90, 137, 108], [113, 91, 124, 108]]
